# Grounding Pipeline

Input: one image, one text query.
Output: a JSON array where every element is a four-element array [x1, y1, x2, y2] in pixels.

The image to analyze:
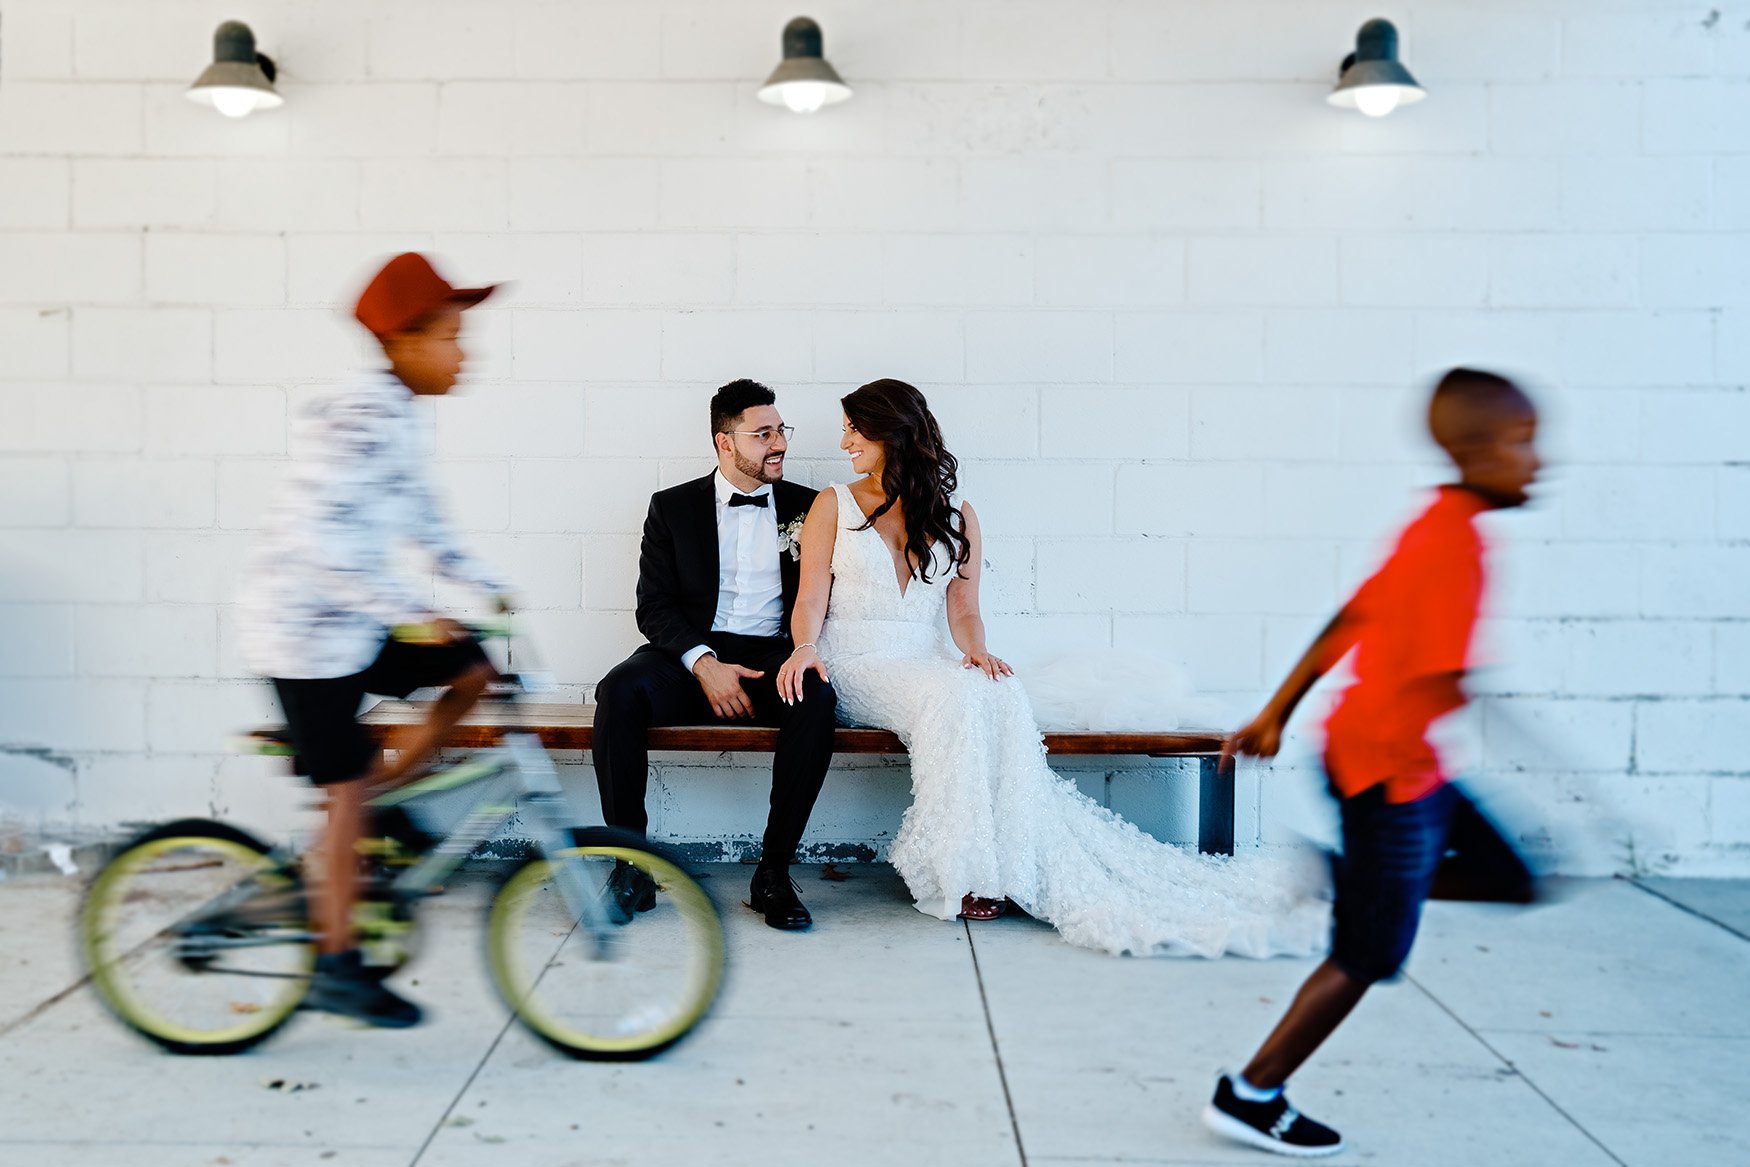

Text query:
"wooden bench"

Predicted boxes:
[[361, 701, 1237, 855]]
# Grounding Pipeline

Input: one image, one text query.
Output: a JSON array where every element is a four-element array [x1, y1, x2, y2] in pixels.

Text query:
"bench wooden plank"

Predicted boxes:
[[360, 701, 1236, 854]]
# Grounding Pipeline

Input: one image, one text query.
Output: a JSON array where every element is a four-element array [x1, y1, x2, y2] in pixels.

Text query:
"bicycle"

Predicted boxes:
[[76, 621, 727, 1059]]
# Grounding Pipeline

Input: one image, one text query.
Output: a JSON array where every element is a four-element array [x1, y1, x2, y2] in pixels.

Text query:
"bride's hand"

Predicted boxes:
[[777, 644, 830, 705], [962, 651, 1013, 681]]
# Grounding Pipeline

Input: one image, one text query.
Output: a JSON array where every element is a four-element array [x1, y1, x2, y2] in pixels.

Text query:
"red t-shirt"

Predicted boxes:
[[1322, 486, 1490, 803]]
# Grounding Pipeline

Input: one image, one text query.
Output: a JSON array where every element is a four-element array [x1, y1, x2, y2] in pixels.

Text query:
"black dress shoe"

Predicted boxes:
[[604, 861, 657, 925], [748, 866, 811, 931]]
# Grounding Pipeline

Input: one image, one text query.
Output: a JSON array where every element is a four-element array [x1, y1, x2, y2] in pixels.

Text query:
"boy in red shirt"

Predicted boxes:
[[1203, 368, 1542, 1156]]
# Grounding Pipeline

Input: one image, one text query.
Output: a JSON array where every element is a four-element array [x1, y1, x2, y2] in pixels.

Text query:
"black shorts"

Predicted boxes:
[[272, 637, 492, 786]]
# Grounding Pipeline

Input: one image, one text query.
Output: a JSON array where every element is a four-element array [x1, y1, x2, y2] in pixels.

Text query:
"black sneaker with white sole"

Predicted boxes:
[[1202, 1074, 1344, 1157]]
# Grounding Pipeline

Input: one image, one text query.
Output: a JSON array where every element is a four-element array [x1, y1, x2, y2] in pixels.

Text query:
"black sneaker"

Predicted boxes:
[[1202, 1074, 1344, 1157], [303, 950, 423, 1029]]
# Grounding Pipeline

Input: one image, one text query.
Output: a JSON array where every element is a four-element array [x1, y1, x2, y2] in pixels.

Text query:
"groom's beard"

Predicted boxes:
[[733, 446, 784, 484]]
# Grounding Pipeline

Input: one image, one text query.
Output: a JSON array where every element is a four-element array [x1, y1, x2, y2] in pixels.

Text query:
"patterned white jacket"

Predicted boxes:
[[237, 370, 506, 680]]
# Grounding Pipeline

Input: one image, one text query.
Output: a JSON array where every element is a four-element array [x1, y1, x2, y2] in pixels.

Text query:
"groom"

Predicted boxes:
[[593, 379, 837, 930]]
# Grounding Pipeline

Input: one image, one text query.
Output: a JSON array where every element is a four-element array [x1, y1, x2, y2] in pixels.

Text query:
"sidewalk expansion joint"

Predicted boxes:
[[965, 923, 1029, 1167]]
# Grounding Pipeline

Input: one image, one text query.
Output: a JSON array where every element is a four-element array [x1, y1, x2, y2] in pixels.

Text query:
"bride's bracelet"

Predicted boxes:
[[792, 641, 817, 654]]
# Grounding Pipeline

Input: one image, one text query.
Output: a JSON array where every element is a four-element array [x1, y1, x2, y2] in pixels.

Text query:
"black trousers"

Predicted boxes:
[[591, 633, 837, 867]]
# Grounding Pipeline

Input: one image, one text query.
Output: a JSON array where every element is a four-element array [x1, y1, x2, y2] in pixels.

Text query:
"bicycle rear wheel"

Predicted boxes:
[[486, 827, 725, 1060], [79, 819, 313, 1055]]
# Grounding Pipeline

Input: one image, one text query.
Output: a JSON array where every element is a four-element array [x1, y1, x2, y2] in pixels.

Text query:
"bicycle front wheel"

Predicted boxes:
[[79, 819, 314, 1055], [486, 828, 725, 1060]]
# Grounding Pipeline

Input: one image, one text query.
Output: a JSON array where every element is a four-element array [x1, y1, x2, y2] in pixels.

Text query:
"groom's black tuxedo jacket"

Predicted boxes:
[[634, 473, 818, 661]]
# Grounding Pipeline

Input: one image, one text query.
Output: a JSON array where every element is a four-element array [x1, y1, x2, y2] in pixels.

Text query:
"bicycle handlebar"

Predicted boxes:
[[389, 616, 514, 644]]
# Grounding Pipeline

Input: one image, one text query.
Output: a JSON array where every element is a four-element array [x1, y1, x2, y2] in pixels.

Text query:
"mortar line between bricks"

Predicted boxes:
[[1627, 878, 1750, 943], [1406, 973, 1629, 1167], [965, 921, 1029, 1167]]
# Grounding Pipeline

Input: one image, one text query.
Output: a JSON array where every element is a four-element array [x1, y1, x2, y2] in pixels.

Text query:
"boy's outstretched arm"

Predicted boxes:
[[1222, 605, 1361, 771]]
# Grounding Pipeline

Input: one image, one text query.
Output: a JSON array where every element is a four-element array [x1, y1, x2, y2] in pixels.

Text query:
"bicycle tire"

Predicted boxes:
[[485, 827, 726, 1061], [79, 818, 313, 1055]]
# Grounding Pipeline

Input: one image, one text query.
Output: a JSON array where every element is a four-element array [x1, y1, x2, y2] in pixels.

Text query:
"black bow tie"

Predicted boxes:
[[728, 492, 769, 508]]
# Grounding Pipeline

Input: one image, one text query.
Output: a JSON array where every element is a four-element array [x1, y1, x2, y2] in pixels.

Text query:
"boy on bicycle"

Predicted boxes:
[[238, 253, 509, 1028]]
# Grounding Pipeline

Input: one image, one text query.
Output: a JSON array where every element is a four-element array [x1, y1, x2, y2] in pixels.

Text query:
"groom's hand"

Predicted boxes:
[[693, 654, 764, 720]]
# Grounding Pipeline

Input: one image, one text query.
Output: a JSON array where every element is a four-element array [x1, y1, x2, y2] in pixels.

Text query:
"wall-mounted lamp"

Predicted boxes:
[[1328, 18, 1424, 118], [757, 17, 851, 114], [187, 20, 284, 118]]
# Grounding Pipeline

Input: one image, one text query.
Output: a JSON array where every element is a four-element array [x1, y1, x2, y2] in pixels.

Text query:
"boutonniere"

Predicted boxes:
[[778, 516, 806, 562]]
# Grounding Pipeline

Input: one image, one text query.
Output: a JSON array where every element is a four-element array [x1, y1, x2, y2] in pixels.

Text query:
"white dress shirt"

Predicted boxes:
[[236, 370, 506, 680], [680, 470, 784, 671]]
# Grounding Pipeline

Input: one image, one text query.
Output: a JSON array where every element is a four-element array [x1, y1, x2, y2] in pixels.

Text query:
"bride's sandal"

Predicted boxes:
[[958, 894, 1006, 921]]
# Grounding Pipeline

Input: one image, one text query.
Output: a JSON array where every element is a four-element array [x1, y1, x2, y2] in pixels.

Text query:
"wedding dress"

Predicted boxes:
[[815, 483, 1328, 958]]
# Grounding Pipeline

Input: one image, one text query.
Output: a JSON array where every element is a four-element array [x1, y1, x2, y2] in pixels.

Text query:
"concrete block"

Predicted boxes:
[[1642, 547, 1750, 619], [1562, 12, 1715, 78], [0, 530, 142, 603], [1566, 620, 1713, 699], [1561, 465, 1714, 542], [513, 1, 663, 79], [143, 82, 288, 157], [0, 233, 141, 306], [0, 81, 142, 154], [1644, 79, 1750, 155], [261, 4, 370, 82], [578, 383, 711, 460], [516, 608, 645, 685], [1561, 312, 1713, 389], [433, 232, 583, 310], [510, 459, 659, 534], [1561, 158, 1710, 232], [512, 309, 663, 382], [1711, 158, 1750, 230], [1466, 616, 1570, 697], [0, 4, 73, 80], [0, 677, 146, 753], [965, 311, 1110, 384], [459, 534, 582, 610], [1409, 158, 1560, 231], [428, 459, 510, 533], [1719, 465, 1750, 541], [142, 531, 251, 606], [1710, 776, 1750, 847], [660, 310, 812, 382], [285, 232, 436, 308], [0, 603, 73, 677], [660, 159, 811, 230], [288, 82, 439, 156], [959, 460, 1113, 538], [431, 383, 588, 459], [977, 534, 1035, 614], [1116, 312, 1261, 385], [1640, 234, 1750, 309], [1265, 464, 1429, 541], [582, 531, 642, 611], [1189, 385, 1341, 462], [1489, 81, 1640, 154], [1187, 541, 1339, 616], [216, 457, 284, 530], [146, 386, 285, 457], [146, 679, 278, 755], [587, 82, 736, 155], [0, 750, 77, 826], [981, 613, 1112, 668], [1262, 158, 1417, 231], [960, 158, 1107, 232], [73, 458, 216, 529], [1035, 538, 1185, 614], [911, 384, 1034, 460], [1109, 3, 1261, 81], [366, 1, 514, 79], [1341, 235, 1487, 309], [1033, 236, 1185, 309], [1493, 541, 1640, 620], [0, 456, 68, 527], [1412, 311, 1564, 384], [1112, 159, 1261, 230], [1636, 699, 1750, 774], [0, 384, 141, 455], [1327, 83, 1490, 157], [0, 308, 70, 380], [1416, 7, 1560, 81], [812, 311, 965, 384], [811, 158, 958, 232], [75, 754, 220, 831], [578, 234, 735, 305], [1116, 463, 1267, 539], [1480, 696, 1634, 774], [146, 233, 285, 307], [1114, 612, 1264, 692], [436, 82, 588, 156], [883, 81, 1064, 157], [1490, 236, 1636, 309], [1040, 386, 1186, 461], [360, 159, 508, 232], [880, 235, 1034, 307], [214, 310, 359, 384], [959, 0, 1107, 80], [77, 604, 218, 679], [508, 158, 662, 231], [1265, 310, 1414, 386], [737, 235, 885, 307], [71, 307, 212, 384], [211, 755, 321, 841], [1714, 623, 1750, 695], [0, 159, 68, 228]]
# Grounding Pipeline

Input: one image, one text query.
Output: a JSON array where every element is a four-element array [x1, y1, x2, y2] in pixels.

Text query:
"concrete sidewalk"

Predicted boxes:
[[0, 866, 1744, 1167]]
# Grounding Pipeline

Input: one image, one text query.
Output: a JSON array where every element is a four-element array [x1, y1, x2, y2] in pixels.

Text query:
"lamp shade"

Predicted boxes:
[[187, 21, 283, 118], [1328, 18, 1424, 117], [757, 17, 852, 113]]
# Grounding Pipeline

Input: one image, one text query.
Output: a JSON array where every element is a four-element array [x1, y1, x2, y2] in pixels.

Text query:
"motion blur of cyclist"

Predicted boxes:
[[236, 253, 512, 1028]]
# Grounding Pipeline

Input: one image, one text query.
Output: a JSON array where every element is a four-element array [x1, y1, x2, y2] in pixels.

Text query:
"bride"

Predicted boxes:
[[775, 379, 1326, 958]]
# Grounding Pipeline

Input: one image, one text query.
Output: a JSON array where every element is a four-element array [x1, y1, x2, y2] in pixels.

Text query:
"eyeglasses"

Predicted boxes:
[[726, 425, 795, 446]]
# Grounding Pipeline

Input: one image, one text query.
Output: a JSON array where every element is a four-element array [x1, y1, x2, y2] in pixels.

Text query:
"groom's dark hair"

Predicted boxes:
[[711, 379, 777, 435]]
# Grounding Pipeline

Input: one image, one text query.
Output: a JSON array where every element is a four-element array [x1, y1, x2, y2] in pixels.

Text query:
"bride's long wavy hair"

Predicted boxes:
[[841, 379, 971, 585]]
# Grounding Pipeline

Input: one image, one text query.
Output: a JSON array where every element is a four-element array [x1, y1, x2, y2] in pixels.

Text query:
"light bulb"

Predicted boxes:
[[779, 82, 828, 114], [1353, 86, 1402, 119], [209, 87, 263, 118]]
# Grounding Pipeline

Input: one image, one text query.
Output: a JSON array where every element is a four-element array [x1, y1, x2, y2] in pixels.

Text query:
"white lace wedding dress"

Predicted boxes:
[[815, 483, 1328, 958]]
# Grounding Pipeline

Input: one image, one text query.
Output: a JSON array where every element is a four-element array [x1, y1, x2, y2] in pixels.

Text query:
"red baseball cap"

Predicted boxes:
[[353, 252, 497, 337]]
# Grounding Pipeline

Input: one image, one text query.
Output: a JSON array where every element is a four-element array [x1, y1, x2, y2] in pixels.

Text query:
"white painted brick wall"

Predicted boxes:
[[2, 0, 1747, 874]]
